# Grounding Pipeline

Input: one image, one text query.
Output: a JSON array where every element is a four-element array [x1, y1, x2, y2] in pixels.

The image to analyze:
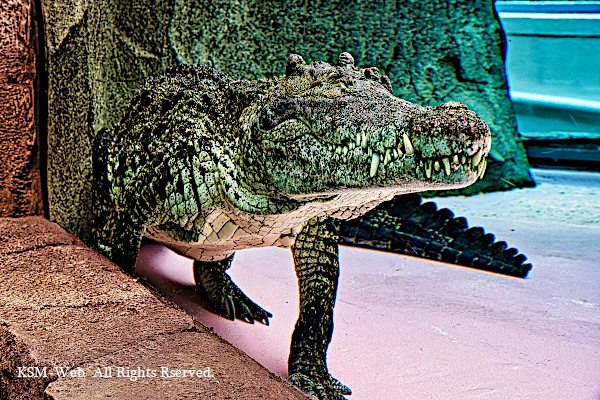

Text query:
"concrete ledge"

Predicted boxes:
[[0, 217, 307, 399]]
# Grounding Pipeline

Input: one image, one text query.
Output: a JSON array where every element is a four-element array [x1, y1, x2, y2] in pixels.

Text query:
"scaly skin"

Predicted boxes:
[[336, 193, 532, 278], [92, 53, 494, 399]]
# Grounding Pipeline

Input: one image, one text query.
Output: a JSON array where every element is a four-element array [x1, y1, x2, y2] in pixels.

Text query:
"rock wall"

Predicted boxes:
[[0, 0, 43, 218], [44, 0, 533, 241]]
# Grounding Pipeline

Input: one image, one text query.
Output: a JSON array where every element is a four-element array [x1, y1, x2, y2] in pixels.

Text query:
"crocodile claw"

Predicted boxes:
[[194, 261, 273, 325], [289, 372, 351, 400], [238, 302, 255, 324], [253, 314, 270, 326], [214, 291, 272, 325], [223, 296, 236, 321], [221, 299, 257, 324]]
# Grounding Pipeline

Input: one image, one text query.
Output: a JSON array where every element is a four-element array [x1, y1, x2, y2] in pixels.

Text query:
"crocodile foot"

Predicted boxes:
[[194, 263, 272, 325], [289, 371, 352, 400]]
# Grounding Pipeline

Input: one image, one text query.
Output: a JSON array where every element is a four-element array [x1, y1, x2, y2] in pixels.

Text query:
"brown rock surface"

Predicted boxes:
[[0, 0, 43, 218], [0, 217, 308, 399]]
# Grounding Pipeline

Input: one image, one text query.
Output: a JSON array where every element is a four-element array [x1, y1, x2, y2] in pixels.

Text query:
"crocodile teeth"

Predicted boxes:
[[384, 148, 392, 166], [425, 159, 432, 179], [402, 134, 414, 155], [356, 132, 361, 146], [361, 131, 368, 148], [452, 154, 459, 164], [461, 155, 466, 165], [442, 157, 451, 176], [343, 146, 349, 155], [472, 149, 483, 167], [478, 158, 487, 178], [434, 160, 441, 172], [335, 146, 342, 154], [370, 153, 380, 178], [392, 149, 399, 159]]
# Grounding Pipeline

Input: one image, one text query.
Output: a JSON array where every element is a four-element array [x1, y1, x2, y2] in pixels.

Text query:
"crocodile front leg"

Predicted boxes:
[[193, 255, 273, 325], [110, 214, 145, 274], [289, 216, 351, 400]]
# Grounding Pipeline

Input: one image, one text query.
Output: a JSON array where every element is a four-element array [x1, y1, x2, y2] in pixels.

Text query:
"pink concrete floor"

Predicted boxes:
[[136, 169, 600, 400]]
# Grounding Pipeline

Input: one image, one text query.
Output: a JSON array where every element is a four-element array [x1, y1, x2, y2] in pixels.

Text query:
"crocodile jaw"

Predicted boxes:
[[255, 113, 490, 197]]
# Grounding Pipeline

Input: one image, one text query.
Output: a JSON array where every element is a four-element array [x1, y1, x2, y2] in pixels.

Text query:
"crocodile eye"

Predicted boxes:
[[161, 91, 185, 113], [137, 90, 154, 106], [259, 100, 294, 130]]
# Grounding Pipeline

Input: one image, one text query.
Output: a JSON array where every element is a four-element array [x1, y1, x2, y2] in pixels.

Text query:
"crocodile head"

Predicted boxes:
[[240, 53, 491, 200]]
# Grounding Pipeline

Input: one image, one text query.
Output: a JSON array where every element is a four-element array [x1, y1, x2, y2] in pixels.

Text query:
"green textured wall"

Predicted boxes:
[[44, 0, 533, 241]]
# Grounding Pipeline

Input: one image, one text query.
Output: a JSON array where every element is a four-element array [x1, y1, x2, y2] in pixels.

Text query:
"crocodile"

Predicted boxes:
[[92, 52, 530, 399]]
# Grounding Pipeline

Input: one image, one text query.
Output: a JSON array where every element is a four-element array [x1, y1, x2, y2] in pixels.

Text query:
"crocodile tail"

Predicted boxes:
[[335, 194, 533, 278], [91, 128, 116, 255]]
